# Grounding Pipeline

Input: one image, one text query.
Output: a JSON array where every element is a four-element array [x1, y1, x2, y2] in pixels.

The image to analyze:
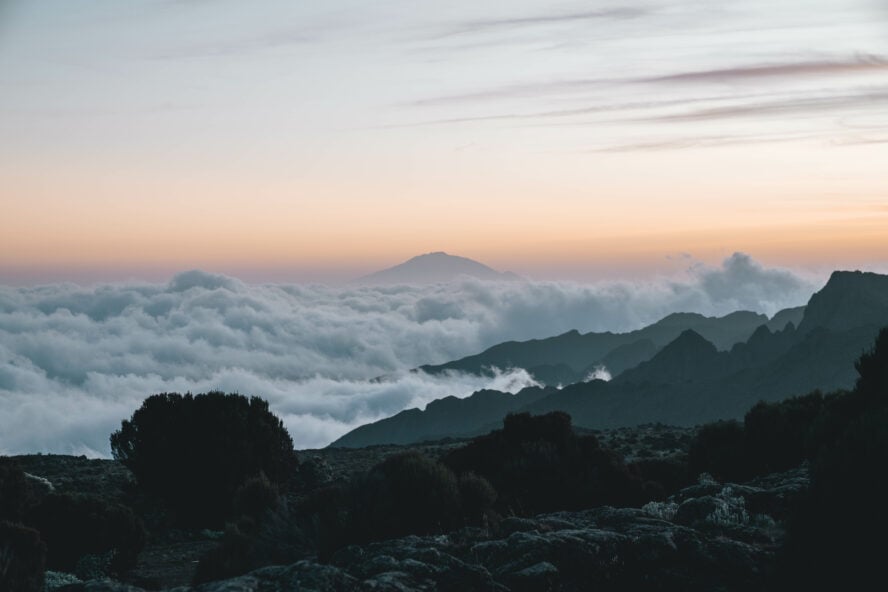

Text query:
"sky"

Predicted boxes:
[[1, 0, 888, 282]]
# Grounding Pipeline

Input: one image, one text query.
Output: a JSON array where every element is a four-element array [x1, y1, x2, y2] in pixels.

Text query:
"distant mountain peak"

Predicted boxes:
[[799, 270, 888, 332], [615, 329, 721, 385], [356, 252, 520, 285], [663, 329, 718, 355]]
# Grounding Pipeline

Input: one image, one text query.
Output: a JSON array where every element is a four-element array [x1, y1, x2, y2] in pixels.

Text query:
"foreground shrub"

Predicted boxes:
[[445, 412, 643, 514], [282, 454, 499, 561], [687, 420, 747, 482], [777, 408, 888, 589], [295, 484, 350, 560], [25, 493, 145, 573], [775, 328, 888, 589], [630, 456, 693, 498], [347, 452, 464, 543], [459, 472, 498, 523], [233, 472, 282, 521], [110, 391, 298, 526], [193, 527, 252, 584], [854, 326, 888, 400], [0, 457, 39, 522], [195, 499, 314, 583], [743, 392, 824, 474], [0, 521, 46, 592]]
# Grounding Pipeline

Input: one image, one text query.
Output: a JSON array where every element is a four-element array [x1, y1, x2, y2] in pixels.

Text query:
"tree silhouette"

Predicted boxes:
[[111, 391, 298, 526]]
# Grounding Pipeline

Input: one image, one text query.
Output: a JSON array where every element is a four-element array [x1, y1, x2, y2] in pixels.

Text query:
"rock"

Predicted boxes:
[[44, 571, 82, 591], [503, 561, 558, 592], [674, 495, 748, 528]]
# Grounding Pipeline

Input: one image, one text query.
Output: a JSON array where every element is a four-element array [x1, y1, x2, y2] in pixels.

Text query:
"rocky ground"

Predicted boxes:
[[15, 425, 804, 592]]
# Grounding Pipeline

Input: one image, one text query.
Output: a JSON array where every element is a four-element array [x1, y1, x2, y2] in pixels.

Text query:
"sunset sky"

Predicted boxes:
[[2, 0, 887, 283]]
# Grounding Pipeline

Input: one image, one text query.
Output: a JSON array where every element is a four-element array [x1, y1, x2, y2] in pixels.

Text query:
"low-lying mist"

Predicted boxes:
[[0, 253, 816, 455]]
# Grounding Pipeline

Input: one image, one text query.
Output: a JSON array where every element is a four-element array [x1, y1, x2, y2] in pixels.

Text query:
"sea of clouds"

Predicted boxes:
[[0, 253, 818, 456]]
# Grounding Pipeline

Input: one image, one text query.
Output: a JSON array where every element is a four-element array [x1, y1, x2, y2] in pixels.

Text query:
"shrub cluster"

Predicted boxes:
[[776, 407, 888, 590], [444, 412, 644, 514], [195, 451, 497, 582], [774, 327, 888, 588], [0, 521, 46, 592], [110, 391, 299, 526], [194, 481, 314, 584], [0, 458, 41, 522], [344, 452, 489, 544], [629, 456, 694, 500], [690, 328, 888, 484], [25, 493, 146, 573], [688, 392, 835, 483], [1, 457, 144, 580]]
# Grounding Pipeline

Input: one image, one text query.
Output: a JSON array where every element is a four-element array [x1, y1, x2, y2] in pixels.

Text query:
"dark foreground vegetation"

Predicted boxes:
[[2, 328, 887, 591]]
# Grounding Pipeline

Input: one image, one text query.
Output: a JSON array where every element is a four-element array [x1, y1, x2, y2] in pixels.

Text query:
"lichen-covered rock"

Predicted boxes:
[[45, 570, 82, 591]]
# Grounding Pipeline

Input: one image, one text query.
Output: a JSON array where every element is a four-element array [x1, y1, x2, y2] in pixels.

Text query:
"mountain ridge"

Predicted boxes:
[[331, 270, 886, 448], [420, 308, 797, 385]]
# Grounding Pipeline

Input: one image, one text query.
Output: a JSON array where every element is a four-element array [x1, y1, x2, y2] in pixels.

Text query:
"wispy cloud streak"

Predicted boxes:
[[434, 7, 649, 38], [649, 56, 888, 84]]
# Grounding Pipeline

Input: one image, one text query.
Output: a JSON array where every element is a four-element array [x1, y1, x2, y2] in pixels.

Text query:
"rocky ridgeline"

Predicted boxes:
[[51, 467, 808, 592]]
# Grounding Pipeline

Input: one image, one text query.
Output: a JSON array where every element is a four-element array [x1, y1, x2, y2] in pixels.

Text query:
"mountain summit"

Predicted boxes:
[[798, 270, 888, 333], [356, 252, 519, 285]]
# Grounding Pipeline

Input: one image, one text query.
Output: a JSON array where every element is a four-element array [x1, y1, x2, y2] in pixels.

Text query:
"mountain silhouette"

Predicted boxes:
[[332, 270, 888, 448], [356, 252, 520, 285], [798, 271, 888, 332], [613, 329, 727, 385], [420, 310, 778, 385]]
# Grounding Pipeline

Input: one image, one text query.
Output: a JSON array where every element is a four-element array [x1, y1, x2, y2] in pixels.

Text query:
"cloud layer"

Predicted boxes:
[[0, 254, 817, 456]]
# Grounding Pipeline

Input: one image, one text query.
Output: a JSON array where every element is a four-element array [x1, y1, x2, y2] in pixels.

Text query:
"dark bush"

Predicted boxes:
[[347, 452, 463, 544], [198, 452, 485, 581], [459, 472, 497, 523], [193, 526, 253, 584], [0, 521, 46, 592], [503, 411, 576, 449], [805, 388, 860, 455], [854, 326, 888, 400], [25, 493, 146, 573], [777, 408, 888, 590], [687, 420, 748, 482], [194, 500, 312, 584], [743, 392, 824, 474], [775, 328, 888, 589], [233, 472, 282, 521], [0, 457, 39, 522], [445, 412, 643, 514], [295, 484, 350, 560], [630, 457, 693, 497], [110, 391, 298, 526]]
